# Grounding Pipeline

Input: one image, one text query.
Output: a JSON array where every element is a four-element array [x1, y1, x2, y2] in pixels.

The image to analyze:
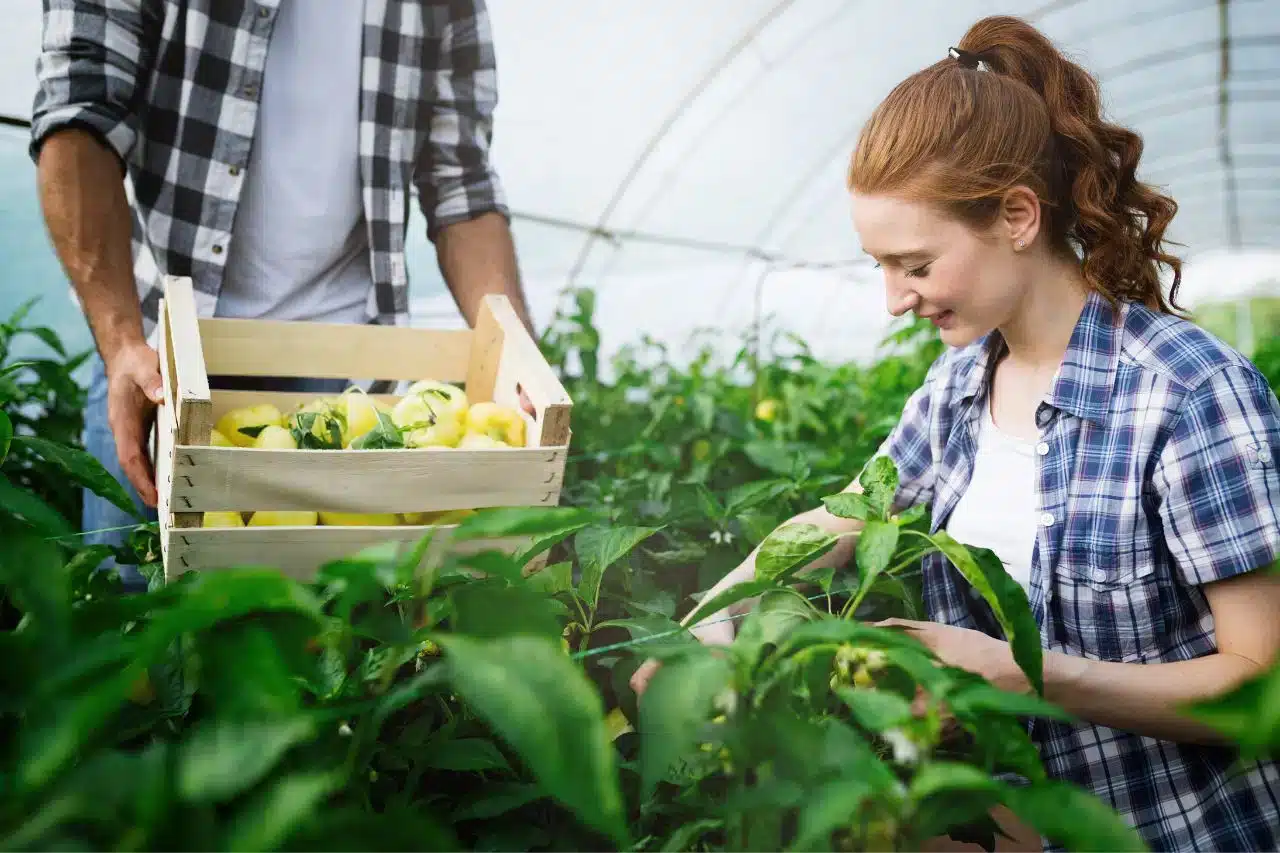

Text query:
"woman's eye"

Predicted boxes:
[[905, 265, 931, 279]]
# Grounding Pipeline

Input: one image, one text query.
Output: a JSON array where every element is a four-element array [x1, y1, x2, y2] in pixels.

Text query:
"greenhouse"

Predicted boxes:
[[0, 1, 1278, 851]]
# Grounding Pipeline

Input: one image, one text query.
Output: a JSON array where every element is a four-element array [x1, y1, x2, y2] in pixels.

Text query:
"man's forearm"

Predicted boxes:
[[1042, 649, 1266, 746], [435, 211, 535, 336], [37, 129, 143, 365]]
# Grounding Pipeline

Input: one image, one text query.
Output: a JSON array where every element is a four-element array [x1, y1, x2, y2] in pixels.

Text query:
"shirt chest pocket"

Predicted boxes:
[[1051, 509, 1170, 663]]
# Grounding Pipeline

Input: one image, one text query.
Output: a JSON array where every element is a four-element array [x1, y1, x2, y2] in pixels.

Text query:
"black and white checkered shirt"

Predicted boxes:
[[29, 0, 510, 333]]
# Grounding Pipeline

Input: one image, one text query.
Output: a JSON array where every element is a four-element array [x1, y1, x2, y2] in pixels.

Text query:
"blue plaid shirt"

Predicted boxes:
[[877, 290, 1280, 851]]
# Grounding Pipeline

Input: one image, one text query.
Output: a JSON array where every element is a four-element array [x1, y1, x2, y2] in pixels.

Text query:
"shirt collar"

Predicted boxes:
[[956, 290, 1124, 426]]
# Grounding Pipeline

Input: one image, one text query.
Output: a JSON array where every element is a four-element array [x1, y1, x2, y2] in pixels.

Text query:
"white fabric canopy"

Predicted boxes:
[[2, 1, 1277, 369]]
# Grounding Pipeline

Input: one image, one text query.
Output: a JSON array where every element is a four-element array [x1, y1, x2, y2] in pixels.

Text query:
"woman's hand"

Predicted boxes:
[[630, 618, 736, 698], [876, 618, 1030, 695]]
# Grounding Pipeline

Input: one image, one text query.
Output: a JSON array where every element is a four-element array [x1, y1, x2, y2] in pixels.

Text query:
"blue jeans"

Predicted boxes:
[[82, 355, 348, 590]]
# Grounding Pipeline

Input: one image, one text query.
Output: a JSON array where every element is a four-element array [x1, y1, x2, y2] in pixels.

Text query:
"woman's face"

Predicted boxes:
[[851, 192, 1026, 348]]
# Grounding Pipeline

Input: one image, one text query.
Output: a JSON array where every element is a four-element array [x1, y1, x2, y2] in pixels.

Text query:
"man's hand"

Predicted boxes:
[[106, 342, 166, 508], [630, 618, 736, 698]]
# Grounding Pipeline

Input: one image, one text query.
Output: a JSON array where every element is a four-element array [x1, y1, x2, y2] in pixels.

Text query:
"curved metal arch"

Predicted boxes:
[[562, 0, 800, 289], [590, 1, 861, 287]]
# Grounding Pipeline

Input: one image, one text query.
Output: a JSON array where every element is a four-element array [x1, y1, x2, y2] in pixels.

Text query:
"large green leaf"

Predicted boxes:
[[1177, 666, 1280, 761], [853, 520, 899, 596], [423, 738, 512, 772], [453, 506, 597, 541], [437, 634, 629, 847], [945, 679, 1074, 723], [576, 524, 662, 610], [790, 778, 878, 852], [0, 474, 73, 536], [725, 479, 794, 515], [448, 581, 564, 642], [755, 523, 837, 581], [0, 408, 11, 464], [836, 687, 914, 732], [221, 771, 343, 852], [178, 718, 315, 802], [637, 651, 733, 799], [1001, 780, 1147, 852], [859, 455, 899, 518], [681, 578, 778, 632], [930, 532, 1044, 695], [14, 436, 140, 518], [821, 491, 871, 521]]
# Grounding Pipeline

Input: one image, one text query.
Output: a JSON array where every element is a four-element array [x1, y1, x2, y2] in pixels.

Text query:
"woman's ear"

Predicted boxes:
[[1001, 185, 1042, 251]]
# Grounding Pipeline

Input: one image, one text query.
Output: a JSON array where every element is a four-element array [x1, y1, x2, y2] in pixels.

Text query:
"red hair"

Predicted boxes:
[[848, 16, 1183, 314]]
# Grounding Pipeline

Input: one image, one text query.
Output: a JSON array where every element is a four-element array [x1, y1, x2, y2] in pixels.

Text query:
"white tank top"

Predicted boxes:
[[944, 401, 1041, 593], [216, 0, 373, 324]]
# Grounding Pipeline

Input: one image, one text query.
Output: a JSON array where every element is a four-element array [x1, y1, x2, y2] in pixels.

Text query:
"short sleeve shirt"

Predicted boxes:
[[872, 290, 1280, 852]]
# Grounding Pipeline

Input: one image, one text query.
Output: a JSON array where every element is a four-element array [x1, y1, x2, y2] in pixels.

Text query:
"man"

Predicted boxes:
[[30, 0, 535, 590]]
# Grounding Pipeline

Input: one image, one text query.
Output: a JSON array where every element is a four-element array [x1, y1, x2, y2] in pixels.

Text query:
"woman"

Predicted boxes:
[[631, 15, 1280, 852]]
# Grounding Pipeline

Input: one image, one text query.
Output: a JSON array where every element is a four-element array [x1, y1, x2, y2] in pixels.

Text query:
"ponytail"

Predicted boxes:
[[849, 15, 1184, 314]]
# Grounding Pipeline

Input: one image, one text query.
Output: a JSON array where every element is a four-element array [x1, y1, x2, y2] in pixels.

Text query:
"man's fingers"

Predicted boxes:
[[116, 433, 158, 508]]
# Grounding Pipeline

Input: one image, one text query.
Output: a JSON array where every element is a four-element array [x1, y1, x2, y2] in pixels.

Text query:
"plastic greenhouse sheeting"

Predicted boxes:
[[1, 0, 1277, 372]]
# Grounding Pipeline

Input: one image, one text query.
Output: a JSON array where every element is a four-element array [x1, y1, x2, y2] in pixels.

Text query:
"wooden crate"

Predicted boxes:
[[152, 276, 573, 582]]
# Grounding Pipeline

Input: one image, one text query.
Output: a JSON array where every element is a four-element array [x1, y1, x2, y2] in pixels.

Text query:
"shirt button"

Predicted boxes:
[[212, 245, 223, 255], [1039, 511, 1055, 526], [229, 165, 241, 176], [1036, 441, 1049, 456], [1091, 569, 1108, 583], [258, 5, 271, 17], [244, 84, 258, 99]]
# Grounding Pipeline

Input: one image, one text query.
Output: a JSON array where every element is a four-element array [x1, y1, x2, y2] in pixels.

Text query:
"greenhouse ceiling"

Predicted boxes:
[[1, 0, 1277, 365]]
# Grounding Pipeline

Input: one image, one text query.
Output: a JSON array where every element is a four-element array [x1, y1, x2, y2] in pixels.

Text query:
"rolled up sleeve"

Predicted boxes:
[[416, 0, 511, 241], [29, 0, 159, 167], [1154, 363, 1280, 586]]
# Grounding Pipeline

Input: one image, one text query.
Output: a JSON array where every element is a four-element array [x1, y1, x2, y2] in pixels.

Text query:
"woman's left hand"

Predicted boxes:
[[875, 618, 1031, 695]]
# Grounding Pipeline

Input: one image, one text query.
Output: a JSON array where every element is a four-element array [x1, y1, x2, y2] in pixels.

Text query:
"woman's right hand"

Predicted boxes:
[[630, 617, 736, 698]]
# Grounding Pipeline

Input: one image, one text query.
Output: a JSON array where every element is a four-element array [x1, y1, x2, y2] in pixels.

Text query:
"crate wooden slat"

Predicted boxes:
[[154, 275, 573, 583], [166, 525, 534, 580]]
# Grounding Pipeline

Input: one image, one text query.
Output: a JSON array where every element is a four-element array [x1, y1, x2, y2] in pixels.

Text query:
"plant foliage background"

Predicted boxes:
[[1, 292, 1277, 852]]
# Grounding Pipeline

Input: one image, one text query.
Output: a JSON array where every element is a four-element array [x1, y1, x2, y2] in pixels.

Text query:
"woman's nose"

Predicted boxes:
[[886, 285, 919, 318]]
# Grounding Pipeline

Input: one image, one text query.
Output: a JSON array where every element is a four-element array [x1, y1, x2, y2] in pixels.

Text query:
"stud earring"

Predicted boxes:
[[1016, 240, 1026, 250]]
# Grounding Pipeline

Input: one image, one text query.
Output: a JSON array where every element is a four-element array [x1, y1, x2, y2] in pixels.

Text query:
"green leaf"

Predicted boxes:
[[906, 762, 1005, 843], [222, 771, 343, 853], [0, 474, 73, 536], [945, 679, 1074, 723], [726, 479, 793, 515], [836, 687, 914, 732], [821, 491, 870, 521], [17, 326, 67, 356], [1177, 666, 1280, 761], [854, 520, 899, 594], [450, 782, 546, 821], [638, 651, 733, 799], [179, 718, 315, 802], [424, 738, 512, 772], [930, 532, 1044, 695], [525, 560, 573, 595], [1001, 780, 1148, 852], [453, 506, 596, 541], [15, 436, 140, 519], [437, 634, 629, 847], [575, 524, 662, 610], [859, 455, 899, 518], [791, 778, 877, 852], [350, 410, 405, 449], [0, 408, 11, 464], [660, 819, 723, 852], [755, 522, 837, 581], [448, 581, 564, 643], [896, 503, 929, 527], [682, 578, 778, 632]]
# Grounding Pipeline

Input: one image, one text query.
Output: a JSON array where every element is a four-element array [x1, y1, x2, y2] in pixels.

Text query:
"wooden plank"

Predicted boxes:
[[155, 301, 176, 568], [170, 445, 567, 513], [199, 317, 472, 383], [468, 295, 573, 448], [163, 278, 213, 528], [210, 390, 401, 424], [165, 525, 533, 581]]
